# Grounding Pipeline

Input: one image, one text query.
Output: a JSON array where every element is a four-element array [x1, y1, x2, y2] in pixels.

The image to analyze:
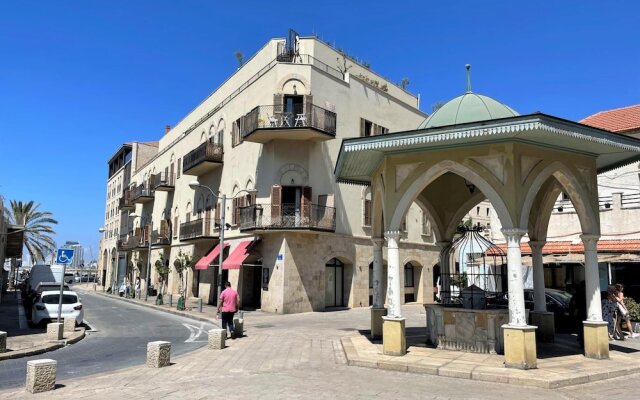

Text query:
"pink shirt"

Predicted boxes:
[[219, 287, 239, 312]]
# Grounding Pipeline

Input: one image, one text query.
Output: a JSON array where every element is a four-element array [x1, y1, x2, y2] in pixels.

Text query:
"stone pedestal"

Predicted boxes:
[[146, 341, 171, 368], [26, 359, 57, 393], [233, 317, 244, 338], [47, 323, 63, 341], [583, 321, 609, 359], [371, 307, 387, 339], [63, 317, 76, 333], [503, 325, 537, 369], [208, 328, 226, 350], [0, 331, 6, 353], [382, 316, 406, 356], [530, 311, 555, 342]]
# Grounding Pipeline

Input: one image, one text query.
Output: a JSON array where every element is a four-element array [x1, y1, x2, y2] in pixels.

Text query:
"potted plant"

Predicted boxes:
[[155, 253, 170, 305], [624, 297, 640, 333]]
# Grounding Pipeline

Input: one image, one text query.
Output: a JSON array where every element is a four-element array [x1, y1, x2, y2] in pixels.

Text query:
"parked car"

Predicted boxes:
[[31, 290, 84, 327], [524, 288, 572, 331], [34, 282, 70, 295], [64, 272, 75, 284]]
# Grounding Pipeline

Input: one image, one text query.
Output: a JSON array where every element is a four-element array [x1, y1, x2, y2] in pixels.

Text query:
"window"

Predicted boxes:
[[422, 213, 432, 236], [232, 117, 243, 147], [476, 206, 480, 215], [177, 158, 181, 178], [173, 216, 179, 238], [363, 198, 371, 227], [400, 216, 407, 232], [404, 262, 414, 287], [369, 263, 374, 289], [360, 118, 373, 137], [486, 207, 490, 217]]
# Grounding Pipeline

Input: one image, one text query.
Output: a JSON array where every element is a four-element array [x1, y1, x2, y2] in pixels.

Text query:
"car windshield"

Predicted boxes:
[[41, 294, 78, 304]]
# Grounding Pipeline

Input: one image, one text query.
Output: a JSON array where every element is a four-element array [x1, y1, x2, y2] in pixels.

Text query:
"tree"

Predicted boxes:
[[336, 51, 353, 79], [7, 200, 57, 263]]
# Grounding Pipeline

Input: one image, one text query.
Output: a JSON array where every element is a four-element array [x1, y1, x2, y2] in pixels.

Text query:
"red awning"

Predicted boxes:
[[222, 240, 259, 270], [195, 243, 229, 270]]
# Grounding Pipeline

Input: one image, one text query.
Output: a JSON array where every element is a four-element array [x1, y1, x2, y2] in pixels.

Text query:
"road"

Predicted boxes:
[[0, 290, 216, 389]]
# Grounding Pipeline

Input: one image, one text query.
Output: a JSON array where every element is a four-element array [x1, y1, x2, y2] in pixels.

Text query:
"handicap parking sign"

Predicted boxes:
[[56, 249, 75, 265]]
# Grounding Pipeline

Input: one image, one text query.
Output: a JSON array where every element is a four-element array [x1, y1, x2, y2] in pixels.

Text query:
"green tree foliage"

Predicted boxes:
[[7, 200, 57, 262]]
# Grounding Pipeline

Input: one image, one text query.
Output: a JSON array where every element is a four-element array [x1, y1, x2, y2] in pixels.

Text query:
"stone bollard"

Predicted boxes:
[[197, 298, 203, 313], [208, 328, 226, 350], [147, 341, 171, 368], [63, 317, 76, 333], [26, 359, 57, 393], [233, 316, 244, 338], [47, 323, 63, 341], [0, 331, 6, 353], [168, 294, 173, 307]]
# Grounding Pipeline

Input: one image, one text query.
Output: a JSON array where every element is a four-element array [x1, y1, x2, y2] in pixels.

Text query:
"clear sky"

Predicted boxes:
[[1, 1, 638, 261]]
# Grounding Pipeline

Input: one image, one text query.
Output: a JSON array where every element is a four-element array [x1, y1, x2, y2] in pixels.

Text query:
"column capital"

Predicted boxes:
[[384, 230, 401, 241], [501, 228, 527, 244], [580, 234, 600, 250], [527, 241, 546, 252], [371, 237, 385, 246]]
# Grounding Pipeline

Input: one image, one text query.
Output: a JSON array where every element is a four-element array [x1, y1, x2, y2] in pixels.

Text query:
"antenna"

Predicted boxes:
[[465, 64, 472, 93]]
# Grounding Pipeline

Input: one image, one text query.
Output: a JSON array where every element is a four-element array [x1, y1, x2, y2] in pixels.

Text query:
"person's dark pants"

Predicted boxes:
[[221, 312, 235, 338]]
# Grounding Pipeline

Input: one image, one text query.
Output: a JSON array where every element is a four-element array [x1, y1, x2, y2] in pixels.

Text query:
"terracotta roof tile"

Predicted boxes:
[[494, 239, 640, 255], [580, 104, 640, 133]]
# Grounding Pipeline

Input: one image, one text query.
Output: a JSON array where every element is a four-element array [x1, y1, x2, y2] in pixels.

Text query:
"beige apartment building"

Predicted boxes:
[[98, 33, 439, 313]]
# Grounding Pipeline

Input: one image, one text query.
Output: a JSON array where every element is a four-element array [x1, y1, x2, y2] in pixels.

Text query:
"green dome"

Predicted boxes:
[[418, 92, 519, 129]]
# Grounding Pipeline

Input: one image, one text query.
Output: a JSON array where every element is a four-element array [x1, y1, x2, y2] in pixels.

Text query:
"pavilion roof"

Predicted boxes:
[[580, 104, 640, 133]]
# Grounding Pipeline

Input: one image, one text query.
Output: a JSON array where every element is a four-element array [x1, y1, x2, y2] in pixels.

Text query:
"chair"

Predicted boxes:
[[281, 113, 292, 127], [267, 115, 278, 127], [294, 113, 307, 127]]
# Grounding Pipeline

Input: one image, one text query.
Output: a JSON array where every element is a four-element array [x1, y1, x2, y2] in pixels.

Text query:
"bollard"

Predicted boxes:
[[26, 359, 57, 393], [47, 323, 63, 341], [63, 317, 76, 333], [197, 298, 202, 313], [146, 341, 171, 368], [0, 331, 6, 353], [168, 293, 173, 307], [208, 328, 226, 350], [233, 316, 244, 338]]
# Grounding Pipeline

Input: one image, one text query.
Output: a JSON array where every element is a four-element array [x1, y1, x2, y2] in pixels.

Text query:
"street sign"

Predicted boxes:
[[56, 249, 75, 265]]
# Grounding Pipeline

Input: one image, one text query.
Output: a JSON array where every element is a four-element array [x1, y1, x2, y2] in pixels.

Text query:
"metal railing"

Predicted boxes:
[[242, 103, 337, 138], [239, 203, 336, 232], [152, 172, 175, 189], [152, 228, 171, 246], [182, 141, 224, 173], [117, 234, 144, 251], [118, 191, 134, 210], [179, 217, 218, 241], [131, 184, 153, 200]]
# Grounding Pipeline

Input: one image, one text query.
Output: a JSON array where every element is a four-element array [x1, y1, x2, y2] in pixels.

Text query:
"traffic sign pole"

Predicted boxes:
[[55, 249, 74, 324]]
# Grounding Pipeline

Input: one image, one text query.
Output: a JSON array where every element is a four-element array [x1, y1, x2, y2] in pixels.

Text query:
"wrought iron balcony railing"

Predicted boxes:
[[118, 191, 134, 210], [182, 142, 224, 175], [117, 234, 144, 251], [152, 172, 175, 191], [151, 228, 171, 246], [179, 217, 218, 241], [241, 103, 337, 139], [239, 203, 336, 232], [131, 184, 154, 202]]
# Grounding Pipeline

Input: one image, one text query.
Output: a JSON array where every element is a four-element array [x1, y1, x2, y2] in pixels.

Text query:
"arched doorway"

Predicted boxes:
[[325, 258, 345, 308]]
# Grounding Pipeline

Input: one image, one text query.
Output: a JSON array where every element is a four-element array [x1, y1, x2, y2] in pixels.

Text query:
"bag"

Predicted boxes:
[[618, 302, 629, 318]]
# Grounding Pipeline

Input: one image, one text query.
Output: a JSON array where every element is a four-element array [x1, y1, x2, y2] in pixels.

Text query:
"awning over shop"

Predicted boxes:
[[222, 240, 259, 270], [195, 243, 229, 270]]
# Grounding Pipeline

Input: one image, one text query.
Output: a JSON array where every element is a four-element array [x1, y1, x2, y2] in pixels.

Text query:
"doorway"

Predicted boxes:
[[284, 95, 303, 116], [241, 266, 262, 310], [325, 258, 345, 308], [282, 186, 302, 227]]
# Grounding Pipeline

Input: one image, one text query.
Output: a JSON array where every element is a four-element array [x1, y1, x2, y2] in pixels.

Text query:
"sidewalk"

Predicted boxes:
[[0, 290, 85, 360]]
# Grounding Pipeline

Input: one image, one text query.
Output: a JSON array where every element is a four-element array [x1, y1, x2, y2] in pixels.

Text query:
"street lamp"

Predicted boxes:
[[98, 227, 106, 292], [188, 179, 256, 305]]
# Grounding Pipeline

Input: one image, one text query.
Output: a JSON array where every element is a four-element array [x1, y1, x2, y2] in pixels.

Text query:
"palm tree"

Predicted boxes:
[[7, 200, 58, 263]]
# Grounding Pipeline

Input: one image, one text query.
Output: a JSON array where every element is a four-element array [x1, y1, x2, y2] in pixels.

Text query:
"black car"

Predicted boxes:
[[524, 288, 572, 331]]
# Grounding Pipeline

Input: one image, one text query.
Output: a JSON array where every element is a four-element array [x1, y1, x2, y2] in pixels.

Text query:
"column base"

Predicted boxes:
[[530, 311, 555, 343], [502, 325, 537, 369], [382, 316, 406, 356], [371, 307, 387, 339], [583, 321, 609, 359]]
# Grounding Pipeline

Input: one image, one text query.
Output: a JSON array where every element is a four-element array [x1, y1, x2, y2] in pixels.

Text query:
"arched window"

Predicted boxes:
[[325, 258, 344, 307], [363, 188, 372, 227], [404, 262, 414, 288]]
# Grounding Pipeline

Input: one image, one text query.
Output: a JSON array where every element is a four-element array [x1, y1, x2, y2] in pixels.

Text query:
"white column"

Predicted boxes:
[[528, 241, 547, 312], [436, 241, 451, 304], [502, 228, 528, 326], [385, 231, 402, 318], [582, 234, 603, 321], [372, 238, 385, 309]]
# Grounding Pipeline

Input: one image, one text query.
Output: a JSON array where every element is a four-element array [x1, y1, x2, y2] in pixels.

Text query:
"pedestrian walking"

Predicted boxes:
[[218, 282, 240, 339], [614, 283, 639, 338], [602, 285, 623, 340]]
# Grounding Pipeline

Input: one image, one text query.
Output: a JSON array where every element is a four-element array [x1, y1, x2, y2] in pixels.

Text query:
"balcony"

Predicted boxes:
[[131, 184, 154, 204], [152, 172, 175, 192], [117, 233, 144, 251], [118, 190, 135, 211], [241, 104, 337, 144], [151, 227, 171, 247], [182, 142, 224, 175], [179, 217, 218, 242], [239, 203, 336, 232]]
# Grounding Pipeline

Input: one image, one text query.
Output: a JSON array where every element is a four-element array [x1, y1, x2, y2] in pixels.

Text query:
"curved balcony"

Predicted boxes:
[[131, 184, 154, 204], [241, 104, 336, 144], [179, 217, 219, 242], [239, 203, 336, 232], [183, 142, 224, 176], [152, 172, 175, 192], [118, 190, 135, 211]]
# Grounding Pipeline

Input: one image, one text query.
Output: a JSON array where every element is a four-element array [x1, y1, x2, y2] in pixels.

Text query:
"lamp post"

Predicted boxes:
[[98, 227, 106, 292], [128, 212, 151, 300], [188, 179, 256, 305]]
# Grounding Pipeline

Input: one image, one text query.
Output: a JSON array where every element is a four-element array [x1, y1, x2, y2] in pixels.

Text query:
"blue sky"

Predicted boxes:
[[1, 1, 638, 261]]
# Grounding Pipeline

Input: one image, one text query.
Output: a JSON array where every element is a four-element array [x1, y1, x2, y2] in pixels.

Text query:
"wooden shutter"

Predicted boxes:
[[173, 217, 178, 238], [301, 186, 312, 221], [303, 94, 313, 125], [273, 94, 284, 114], [364, 199, 371, 227], [232, 197, 239, 226], [271, 185, 282, 222], [177, 158, 181, 178], [170, 163, 175, 184], [360, 118, 366, 137]]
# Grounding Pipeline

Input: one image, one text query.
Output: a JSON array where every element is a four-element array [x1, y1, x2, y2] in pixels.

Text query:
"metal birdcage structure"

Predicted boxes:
[[439, 225, 507, 309]]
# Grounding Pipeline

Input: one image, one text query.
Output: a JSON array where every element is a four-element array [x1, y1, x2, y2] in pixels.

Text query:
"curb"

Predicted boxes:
[[77, 287, 216, 325], [339, 336, 640, 389], [0, 328, 86, 361]]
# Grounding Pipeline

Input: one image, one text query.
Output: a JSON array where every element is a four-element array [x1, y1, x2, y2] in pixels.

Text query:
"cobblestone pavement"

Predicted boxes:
[[2, 291, 638, 399]]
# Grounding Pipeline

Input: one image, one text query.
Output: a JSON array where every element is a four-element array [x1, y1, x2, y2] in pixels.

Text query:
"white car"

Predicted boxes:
[[31, 290, 84, 327]]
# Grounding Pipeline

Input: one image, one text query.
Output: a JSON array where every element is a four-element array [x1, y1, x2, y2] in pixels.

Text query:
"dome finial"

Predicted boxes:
[[465, 64, 472, 93]]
